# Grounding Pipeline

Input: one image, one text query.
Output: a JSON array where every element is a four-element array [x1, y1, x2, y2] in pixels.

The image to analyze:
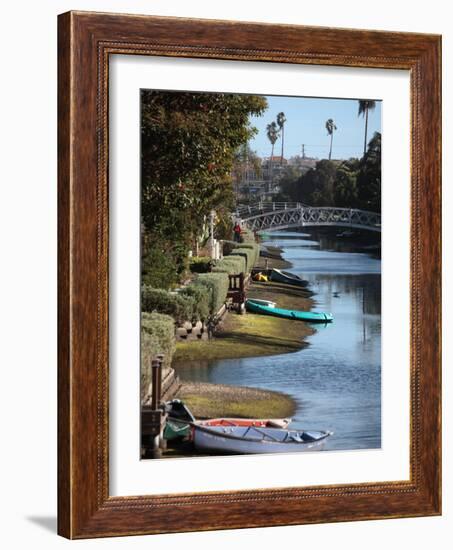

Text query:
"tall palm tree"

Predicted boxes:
[[266, 121, 278, 189], [276, 112, 287, 165], [358, 100, 377, 157], [325, 118, 337, 160]]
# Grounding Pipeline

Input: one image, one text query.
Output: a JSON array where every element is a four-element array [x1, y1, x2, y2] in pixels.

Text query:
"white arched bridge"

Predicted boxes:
[[237, 202, 381, 233]]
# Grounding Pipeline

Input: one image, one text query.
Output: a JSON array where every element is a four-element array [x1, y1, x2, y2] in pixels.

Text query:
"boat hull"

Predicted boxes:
[[193, 425, 331, 454], [269, 268, 309, 288], [246, 299, 333, 323], [163, 420, 191, 440], [197, 418, 290, 429]]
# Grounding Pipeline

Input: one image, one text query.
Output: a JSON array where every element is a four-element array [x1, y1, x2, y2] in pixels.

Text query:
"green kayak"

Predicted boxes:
[[246, 299, 333, 323], [163, 420, 191, 440]]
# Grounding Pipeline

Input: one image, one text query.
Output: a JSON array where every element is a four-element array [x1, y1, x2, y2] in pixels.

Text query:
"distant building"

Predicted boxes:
[[233, 154, 319, 202], [287, 155, 317, 172]]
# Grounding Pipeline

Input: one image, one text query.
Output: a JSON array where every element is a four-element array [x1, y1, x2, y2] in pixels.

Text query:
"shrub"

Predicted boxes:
[[235, 243, 260, 267], [141, 286, 195, 325], [141, 245, 181, 290], [194, 272, 229, 314], [189, 256, 212, 274], [241, 228, 256, 243], [229, 246, 258, 271], [211, 255, 246, 275], [223, 233, 259, 271], [179, 284, 211, 321], [141, 312, 175, 401]]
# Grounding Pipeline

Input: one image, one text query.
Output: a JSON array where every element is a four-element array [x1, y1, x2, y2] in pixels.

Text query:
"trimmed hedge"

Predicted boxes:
[[229, 247, 258, 271], [142, 285, 215, 323], [179, 284, 211, 321], [142, 286, 195, 325], [235, 243, 260, 267], [141, 312, 175, 400], [240, 228, 256, 243], [194, 272, 229, 315], [211, 255, 246, 275]]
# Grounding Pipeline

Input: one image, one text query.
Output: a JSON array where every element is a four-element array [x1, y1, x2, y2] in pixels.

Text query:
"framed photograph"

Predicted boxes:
[[58, 11, 441, 538]]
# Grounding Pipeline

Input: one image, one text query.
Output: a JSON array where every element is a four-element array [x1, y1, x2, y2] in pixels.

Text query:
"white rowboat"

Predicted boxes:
[[193, 424, 332, 454]]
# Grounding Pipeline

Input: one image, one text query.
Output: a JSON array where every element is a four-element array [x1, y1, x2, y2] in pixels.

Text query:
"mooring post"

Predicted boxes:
[[156, 354, 167, 450], [149, 357, 161, 456], [151, 358, 160, 410], [156, 353, 164, 405], [239, 272, 246, 314]]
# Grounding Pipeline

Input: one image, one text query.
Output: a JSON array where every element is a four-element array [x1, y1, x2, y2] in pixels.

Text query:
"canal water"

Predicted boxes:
[[177, 229, 381, 451]]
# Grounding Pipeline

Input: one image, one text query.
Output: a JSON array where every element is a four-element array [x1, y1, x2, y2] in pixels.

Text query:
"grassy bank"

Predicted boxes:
[[174, 275, 314, 362], [178, 382, 296, 419], [173, 244, 313, 423]]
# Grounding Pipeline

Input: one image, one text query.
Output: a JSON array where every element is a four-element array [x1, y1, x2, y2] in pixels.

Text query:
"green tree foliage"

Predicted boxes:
[[357, 132, 381, 212], [283, 160, 337, 205], [141, 238, 186, 290], [279, 133, 381, 212], [141, 90, 267, 287], [334, 159, 360, 207]]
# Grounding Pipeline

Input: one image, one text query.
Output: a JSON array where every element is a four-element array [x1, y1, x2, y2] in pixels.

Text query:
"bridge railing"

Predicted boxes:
[[235, 202, 309, 218], [238, 204, 381, 232]]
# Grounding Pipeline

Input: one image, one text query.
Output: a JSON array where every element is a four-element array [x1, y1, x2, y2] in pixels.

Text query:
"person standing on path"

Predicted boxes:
[[233, 222, 242, 243]]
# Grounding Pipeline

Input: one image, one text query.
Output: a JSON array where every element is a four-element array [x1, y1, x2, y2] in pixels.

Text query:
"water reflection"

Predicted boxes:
[[176, 229, 381, 451]]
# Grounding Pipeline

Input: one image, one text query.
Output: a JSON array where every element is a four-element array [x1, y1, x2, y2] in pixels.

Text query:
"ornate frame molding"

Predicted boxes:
[[58, 11, 441, 538]]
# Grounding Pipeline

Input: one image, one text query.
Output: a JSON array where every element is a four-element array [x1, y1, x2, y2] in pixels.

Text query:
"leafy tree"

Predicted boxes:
[[273, 165, 301, 202], [334, 159, 359, 207], [282, 160, 337, 205], [325, 118, 337, 160], [357, 132, 381, 212], [358, 100, 377, 157], [279, 134, 380, 212], [141, 90, 267, 287], [276, 112, 287, 164]]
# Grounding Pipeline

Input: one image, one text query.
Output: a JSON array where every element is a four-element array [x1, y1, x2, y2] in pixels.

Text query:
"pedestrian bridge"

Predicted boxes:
[[237, 202, 381, 233]]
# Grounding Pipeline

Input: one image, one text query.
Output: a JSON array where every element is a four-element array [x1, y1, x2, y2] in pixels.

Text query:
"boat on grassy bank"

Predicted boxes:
[[162, 399, 292, 442], [164, 417, 290, 441], [243, 298, 276, 308], [269, 268, 309, 288], [198, 417, 290, 429], [246, 299, 333, 323], [192, 424, 332, 454]]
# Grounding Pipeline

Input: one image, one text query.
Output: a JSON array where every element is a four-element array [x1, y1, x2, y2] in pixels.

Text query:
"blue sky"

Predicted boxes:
[[248, 95, 381, 160]]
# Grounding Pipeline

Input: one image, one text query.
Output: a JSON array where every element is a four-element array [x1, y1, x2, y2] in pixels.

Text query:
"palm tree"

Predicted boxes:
[[266, 121, 278, 189], [358, 100, 377, 157], [325, 118, 337, 160], [276, 112, 287, 165]]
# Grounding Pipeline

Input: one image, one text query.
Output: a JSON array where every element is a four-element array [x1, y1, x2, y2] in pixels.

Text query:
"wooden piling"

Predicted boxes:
[[141, 354, 167, 458]]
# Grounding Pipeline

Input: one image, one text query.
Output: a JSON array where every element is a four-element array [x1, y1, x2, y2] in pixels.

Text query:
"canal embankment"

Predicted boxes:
[[173, 243, 315, 418]]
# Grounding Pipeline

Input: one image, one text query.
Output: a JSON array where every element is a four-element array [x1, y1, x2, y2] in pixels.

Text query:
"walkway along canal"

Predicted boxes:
[[175, 229, 381, 451]]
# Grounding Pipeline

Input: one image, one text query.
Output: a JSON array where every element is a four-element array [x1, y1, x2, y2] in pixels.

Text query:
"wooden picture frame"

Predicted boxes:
[[58, 11, 441, 539]]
